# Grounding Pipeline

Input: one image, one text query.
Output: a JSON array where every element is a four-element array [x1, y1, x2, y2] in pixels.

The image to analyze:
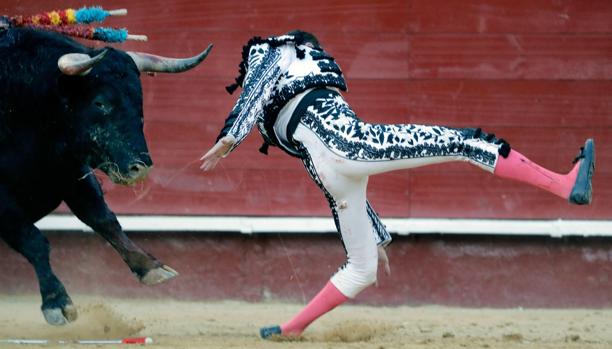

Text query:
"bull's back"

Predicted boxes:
[[0, 29, 82, 216], [0, 28, 73, 160], [0, 28, 87, 105]]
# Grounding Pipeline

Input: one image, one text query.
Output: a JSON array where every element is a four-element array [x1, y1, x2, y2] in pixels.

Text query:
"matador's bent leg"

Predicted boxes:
[[261, 139, 382, 338]]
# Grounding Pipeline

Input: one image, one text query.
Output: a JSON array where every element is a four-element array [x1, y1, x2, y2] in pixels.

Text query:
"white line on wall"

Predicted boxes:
[[35, 214, 612, 237]]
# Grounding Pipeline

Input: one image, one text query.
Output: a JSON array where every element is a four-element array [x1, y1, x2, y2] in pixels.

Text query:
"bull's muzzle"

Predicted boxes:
[[106, 162, 152, 185], [126, 162, 152, 183]]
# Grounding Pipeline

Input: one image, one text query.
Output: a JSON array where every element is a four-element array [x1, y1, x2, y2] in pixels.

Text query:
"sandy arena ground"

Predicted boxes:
[[0, 296, 611, 349]]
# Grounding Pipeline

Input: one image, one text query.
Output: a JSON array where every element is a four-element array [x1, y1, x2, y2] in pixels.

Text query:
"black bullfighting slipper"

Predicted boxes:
[[260, 325, 282, 339], [569, 139, 595, 205]]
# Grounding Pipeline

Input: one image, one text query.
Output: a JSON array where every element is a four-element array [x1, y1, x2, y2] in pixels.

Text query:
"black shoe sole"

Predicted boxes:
[[260, 325, 282, 339], [569, 139, 595, 205]]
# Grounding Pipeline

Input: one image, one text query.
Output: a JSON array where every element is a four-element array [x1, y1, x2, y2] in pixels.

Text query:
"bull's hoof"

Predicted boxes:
[[42, 304, 78, 326], [140, 265, 179, 286]]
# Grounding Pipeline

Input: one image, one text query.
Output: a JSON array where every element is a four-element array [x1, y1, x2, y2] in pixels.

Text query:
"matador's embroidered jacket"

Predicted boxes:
[[216, 34, 347, 152], [216, 34, 392, 248]]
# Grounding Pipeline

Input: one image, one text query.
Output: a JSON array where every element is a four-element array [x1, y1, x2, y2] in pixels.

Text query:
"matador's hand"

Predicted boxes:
[[200, 135, 236, 171]]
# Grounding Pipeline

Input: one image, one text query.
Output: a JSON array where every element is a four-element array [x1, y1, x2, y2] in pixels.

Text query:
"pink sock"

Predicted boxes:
[[494, 149, 580, 199], [280, 281, 349, 336]]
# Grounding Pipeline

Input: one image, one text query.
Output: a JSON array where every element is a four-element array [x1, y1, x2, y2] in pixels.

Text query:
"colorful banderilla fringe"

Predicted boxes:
[[31, 24, 147, 43], [2, 6, 146, 43]]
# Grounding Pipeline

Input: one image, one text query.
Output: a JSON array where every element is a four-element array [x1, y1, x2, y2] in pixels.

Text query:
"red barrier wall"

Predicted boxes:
[[1, 0, 609, 219], [2, 233, 612, 307]]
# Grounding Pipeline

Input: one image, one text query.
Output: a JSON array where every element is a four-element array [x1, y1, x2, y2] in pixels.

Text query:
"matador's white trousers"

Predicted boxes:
[[291, 90, 505, 298]]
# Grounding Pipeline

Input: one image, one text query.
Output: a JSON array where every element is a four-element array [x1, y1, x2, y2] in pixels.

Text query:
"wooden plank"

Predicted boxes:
[[403, 0, 612, 34], [126, 31, 612, 80], [319, 33, 612, 80], [140, 78, 612, 127], [301, 79, 612, 127], [406, 34, 612, 80]]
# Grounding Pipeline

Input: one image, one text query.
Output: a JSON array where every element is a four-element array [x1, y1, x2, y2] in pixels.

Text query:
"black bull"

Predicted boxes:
[[0, 28, 212, 325]]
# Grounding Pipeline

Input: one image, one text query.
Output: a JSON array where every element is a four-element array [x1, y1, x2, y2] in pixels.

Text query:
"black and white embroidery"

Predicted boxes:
[[224, 48, 283, 150], [299, 91, 504, 170], [366, 202, 391, 247], [218, 36, 347, 151], [261, 73, 347, 145], [317, 60, 342, 74]]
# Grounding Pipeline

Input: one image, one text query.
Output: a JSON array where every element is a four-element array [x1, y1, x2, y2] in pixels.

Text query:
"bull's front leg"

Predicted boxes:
[[0, 189, 76, 325], [63, 169, 178, 285]]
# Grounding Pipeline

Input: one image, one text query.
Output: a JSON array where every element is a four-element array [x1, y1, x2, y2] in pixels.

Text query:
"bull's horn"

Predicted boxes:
[[58, 50, 107, 76], [127, 44, 213, 73]]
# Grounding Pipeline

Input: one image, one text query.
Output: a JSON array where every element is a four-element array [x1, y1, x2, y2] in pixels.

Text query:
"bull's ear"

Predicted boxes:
[[127, 43, 213, 73], [58, 50, 107, 76]]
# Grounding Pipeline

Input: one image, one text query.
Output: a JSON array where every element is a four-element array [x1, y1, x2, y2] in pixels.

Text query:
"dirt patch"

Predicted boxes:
[[319, 320, 393, 342], [1, 299, 143, 342], [1, 296, 611, 349]]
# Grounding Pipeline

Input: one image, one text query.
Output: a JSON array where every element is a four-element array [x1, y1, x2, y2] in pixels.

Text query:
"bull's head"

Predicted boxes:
[[57, 44, 212, 185]]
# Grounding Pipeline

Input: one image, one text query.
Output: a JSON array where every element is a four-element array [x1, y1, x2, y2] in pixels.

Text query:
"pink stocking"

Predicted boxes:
[[280, 281, 348, 336]]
